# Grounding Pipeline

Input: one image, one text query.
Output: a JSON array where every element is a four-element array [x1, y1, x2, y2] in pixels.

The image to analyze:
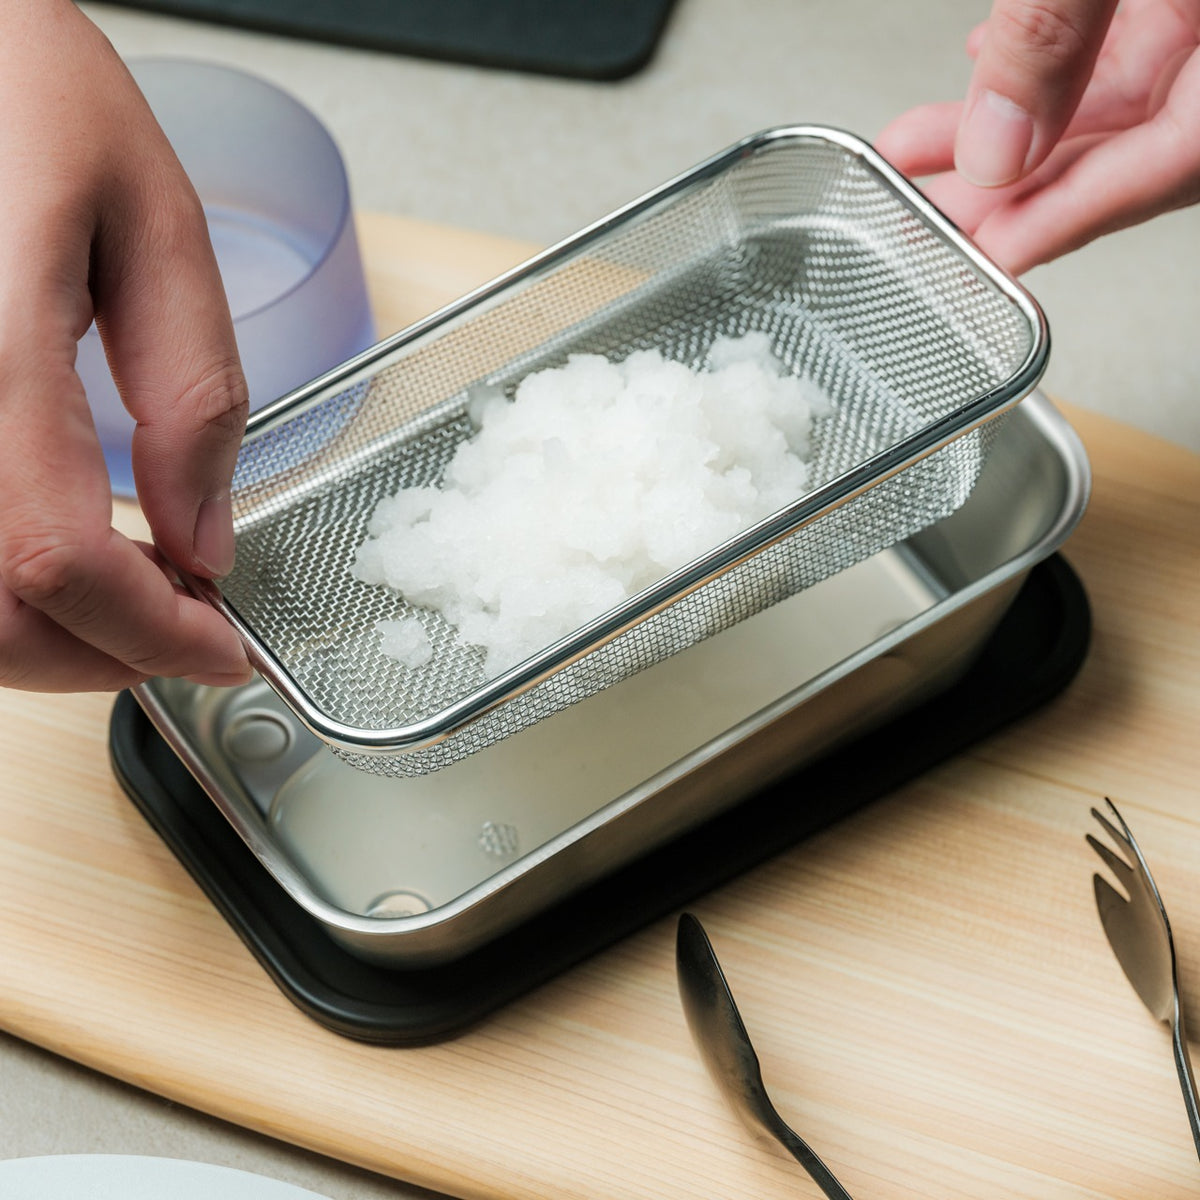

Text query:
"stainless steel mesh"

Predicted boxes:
[[210, 128, 1046, 775]]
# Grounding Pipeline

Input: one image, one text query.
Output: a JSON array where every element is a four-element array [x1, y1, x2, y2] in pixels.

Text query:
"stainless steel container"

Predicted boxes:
[[136, 391, 1088, 967]]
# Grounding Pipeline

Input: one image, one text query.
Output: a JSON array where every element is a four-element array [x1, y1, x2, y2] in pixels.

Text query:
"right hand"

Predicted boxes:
[[876, 0, 1200, 275], [0, 1, 252, 692]]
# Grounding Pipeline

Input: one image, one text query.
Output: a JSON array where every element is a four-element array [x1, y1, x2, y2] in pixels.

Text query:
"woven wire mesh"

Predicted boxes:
[[219, 131, 1038, 775]]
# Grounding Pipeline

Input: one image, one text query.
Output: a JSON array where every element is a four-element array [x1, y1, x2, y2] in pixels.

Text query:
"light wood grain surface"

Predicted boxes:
[[0, 214, 1198, 1199]]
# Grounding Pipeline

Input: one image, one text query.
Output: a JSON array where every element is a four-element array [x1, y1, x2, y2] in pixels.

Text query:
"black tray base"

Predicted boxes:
[[107, 1, 679, 81], [109, 554, 1090, 1045]]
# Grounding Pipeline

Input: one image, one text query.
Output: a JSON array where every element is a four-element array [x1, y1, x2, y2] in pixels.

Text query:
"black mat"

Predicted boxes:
[[109, 554, 1090, 1045], [110, 0, 679, 80]]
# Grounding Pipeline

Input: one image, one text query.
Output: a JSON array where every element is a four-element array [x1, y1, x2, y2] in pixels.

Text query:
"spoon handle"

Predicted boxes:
[[773, 1121, 855, 1200]]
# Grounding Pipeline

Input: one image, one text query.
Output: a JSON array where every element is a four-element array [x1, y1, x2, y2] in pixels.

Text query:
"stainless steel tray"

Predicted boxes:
[[137, 392, 1088, 967]]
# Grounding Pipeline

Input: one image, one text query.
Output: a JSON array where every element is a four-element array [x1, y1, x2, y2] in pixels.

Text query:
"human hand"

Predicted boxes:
[[0, 1, 251, 691], [876, 0, 1200, 275]]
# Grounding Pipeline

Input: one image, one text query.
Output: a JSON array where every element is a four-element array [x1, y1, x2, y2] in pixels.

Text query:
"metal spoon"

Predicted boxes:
[[676, 912, 855, 1199]]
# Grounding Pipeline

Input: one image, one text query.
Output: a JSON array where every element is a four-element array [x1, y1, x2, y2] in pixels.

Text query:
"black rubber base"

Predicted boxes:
[[109, 554, 1090, 1045], [108, 1, 679, 80]]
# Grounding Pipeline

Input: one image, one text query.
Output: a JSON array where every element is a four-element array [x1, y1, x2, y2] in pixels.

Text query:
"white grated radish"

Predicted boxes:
[[354, 334, 832, 675]]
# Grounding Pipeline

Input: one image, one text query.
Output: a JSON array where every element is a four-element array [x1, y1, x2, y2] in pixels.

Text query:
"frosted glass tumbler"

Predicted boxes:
[[78, 59, 376, 496]]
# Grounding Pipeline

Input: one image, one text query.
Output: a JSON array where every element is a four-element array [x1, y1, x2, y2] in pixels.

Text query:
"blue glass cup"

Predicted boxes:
[[78, 59, 376, 496]]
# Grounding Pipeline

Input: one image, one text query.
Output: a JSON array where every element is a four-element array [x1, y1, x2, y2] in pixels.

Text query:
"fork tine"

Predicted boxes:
[[1091, 804, 1134, 856], [1087, 832, 1137, 891], [1097, 799, 1170, 901]]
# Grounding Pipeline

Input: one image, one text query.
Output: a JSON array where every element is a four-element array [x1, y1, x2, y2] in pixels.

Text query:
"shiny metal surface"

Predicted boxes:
[[1089, 800, 1200, 1160], [195, 125, 1048, 774], [135, 392, 1088, 968], [676, 913, 854, 1199]]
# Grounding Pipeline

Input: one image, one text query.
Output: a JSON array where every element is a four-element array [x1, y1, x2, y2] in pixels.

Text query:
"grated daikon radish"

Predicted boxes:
[[353, 333, 832, 676]]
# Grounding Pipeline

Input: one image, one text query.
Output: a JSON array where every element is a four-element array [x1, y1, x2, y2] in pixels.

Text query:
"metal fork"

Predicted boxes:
[[1088, 798, 1200, 1158]]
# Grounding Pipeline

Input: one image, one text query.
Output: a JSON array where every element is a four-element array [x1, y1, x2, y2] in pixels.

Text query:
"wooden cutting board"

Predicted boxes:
[[1, 213, 1199, 1200]]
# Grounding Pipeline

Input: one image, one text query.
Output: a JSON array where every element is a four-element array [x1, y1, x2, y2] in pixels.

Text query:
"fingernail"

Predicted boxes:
[[957, 89, 1034, 187], [193, 493, 235, 577]]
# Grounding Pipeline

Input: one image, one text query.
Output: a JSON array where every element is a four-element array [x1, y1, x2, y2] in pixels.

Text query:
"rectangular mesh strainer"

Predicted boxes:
[[195, 126, 1048, 775]]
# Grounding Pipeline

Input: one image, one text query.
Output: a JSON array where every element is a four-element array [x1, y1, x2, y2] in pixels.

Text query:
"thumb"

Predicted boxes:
[[956, 0, 1118, 187]]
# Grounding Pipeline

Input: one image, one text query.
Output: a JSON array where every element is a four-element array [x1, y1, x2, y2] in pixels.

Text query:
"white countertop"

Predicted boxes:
[[3, 1, 1197, 1196]]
